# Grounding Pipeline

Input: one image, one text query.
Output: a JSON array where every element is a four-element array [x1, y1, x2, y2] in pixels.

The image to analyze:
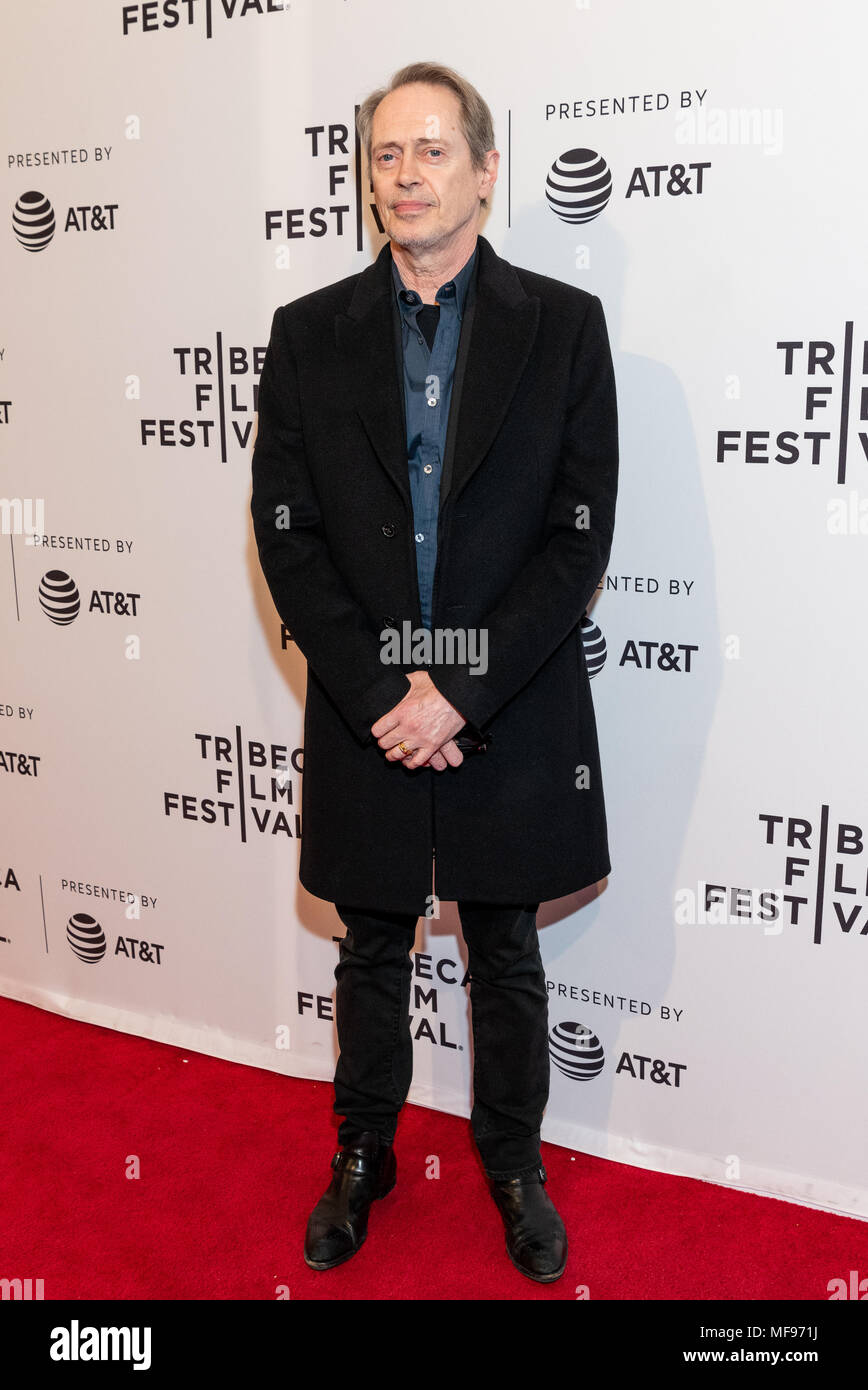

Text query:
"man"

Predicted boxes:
[[250, 61, 618, 1284]]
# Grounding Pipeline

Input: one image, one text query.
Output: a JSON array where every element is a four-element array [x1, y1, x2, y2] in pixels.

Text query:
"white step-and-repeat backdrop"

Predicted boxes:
[[2, 0, 867, 1219]]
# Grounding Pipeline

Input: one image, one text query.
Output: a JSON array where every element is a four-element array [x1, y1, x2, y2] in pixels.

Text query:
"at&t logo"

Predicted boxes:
[[66, 913, 164, 965], [550, 1020, 688, 1088], [12, 191, 117, 251], [545, 148, 710, 225], [12, 192, 55, 251], [38, 571, 140, 624], [549, 1021, 605, 1079]]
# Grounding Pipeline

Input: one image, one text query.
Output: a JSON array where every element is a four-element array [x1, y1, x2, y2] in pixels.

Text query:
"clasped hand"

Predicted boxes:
[[371, 671, 466, 771]]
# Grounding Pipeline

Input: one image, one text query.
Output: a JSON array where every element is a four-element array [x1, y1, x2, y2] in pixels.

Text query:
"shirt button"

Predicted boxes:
[[415, 532, 424, 542], [423, 464, 433, 474], [427, 397, 437, 407]]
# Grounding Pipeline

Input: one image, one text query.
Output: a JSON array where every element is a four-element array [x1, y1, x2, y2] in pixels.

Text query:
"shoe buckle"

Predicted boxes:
[[538, 1164, 547, 1184], [332, 1147, 374, 1176]]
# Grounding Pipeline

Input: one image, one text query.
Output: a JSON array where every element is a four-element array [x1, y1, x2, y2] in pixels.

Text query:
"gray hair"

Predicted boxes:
[[356, 62, 496, 210]]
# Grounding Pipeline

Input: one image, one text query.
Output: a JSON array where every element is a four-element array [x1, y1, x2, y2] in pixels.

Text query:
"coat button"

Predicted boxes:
[[381, 522, 396, 537], [383, 615, 397, 628]]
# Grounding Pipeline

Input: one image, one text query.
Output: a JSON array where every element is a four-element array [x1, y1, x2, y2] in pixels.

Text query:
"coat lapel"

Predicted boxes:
[[335, 234, 540, 513]]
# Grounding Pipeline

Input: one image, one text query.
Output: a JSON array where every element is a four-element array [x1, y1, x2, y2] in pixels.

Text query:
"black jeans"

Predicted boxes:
[[332, 900, 550, 1181]]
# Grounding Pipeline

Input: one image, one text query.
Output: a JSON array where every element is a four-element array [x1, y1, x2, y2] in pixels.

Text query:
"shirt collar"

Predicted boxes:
[[390, 242, 478, 322]]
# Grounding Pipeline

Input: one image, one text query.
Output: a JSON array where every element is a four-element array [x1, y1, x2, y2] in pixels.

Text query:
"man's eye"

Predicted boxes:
[[377, 149, 442, 164]]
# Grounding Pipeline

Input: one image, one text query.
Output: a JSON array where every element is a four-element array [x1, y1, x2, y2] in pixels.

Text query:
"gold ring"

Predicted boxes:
[[397, 741, 412, 756]]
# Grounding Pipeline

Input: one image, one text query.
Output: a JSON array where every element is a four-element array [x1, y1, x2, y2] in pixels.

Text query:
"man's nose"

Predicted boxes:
[[397, 151, 422, 185]]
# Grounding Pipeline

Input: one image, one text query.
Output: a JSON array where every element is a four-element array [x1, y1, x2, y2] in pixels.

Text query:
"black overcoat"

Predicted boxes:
[[250, 233, 619, 913]]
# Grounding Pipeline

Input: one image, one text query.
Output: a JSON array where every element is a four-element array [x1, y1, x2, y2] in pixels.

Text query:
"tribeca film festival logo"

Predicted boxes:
[[12, 189, 117, 251], [677, 806, 868, 945], [265, 121, 359, 259], [36, 570, 139, 626], [137, 337, 265, 464], [549, 1021, 687, 1088], [66, 911, 164, 967], [163, 728, 303, 841], [121, 0, 287, 40], [300, 942, 468, 1050], [716, 332, 868, 501]]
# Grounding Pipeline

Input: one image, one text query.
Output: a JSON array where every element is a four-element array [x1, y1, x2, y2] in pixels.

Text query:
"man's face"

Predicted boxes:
[[369, 82, 498, 255]]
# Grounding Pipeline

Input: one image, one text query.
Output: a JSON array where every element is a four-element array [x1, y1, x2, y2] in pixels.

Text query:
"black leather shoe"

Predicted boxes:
[[303, 1132, 396, 1271], [489, 1165, 567, 1283]]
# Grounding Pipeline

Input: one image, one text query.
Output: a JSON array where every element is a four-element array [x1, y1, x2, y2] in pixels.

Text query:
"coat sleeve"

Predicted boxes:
[[250, 305, 411, 746], [431, 293, 619, 731]]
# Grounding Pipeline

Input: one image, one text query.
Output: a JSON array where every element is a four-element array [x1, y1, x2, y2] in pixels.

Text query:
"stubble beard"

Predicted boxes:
[[384, 209, 442, 255]]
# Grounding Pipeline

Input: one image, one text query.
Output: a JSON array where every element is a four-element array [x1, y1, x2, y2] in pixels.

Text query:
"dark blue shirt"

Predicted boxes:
[[391, 245, 477, 630]]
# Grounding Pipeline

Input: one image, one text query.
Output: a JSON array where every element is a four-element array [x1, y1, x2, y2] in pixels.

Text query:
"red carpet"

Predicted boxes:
[[1, 995, 865, 1301]]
